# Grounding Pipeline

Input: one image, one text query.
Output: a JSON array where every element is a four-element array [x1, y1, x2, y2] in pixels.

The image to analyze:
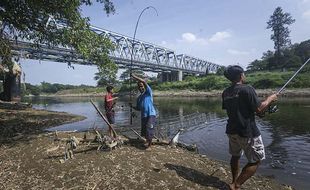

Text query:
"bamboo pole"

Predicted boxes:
[[90, 99, 117, 138]]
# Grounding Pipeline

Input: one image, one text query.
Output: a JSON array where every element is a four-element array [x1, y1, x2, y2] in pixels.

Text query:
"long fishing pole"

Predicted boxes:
[[129, 6, 158, 125], [262, 57, 310, 116], [277, 57, 310, 94]]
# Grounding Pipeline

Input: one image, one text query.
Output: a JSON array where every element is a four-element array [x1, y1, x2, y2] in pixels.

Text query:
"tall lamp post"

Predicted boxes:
[[130, 6, 158, 125]]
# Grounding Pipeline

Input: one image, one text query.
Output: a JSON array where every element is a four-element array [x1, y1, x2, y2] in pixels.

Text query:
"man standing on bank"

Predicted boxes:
[[130, 73, 156, 150], [222, 65, 277, 190]]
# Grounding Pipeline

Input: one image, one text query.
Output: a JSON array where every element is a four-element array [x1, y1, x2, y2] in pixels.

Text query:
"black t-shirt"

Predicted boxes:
[[222, 84, 261, 138]]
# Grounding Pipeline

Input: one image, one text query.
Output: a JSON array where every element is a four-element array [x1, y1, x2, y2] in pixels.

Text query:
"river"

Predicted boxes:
[[24, 96, 310, 189]]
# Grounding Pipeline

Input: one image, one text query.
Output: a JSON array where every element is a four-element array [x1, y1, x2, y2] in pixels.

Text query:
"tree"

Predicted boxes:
[[0, 0, 116, 101], [40, 81, 58, 93], [267, 7, 295, 69], [94, 63, 118, 86], [246, 59, 268, 72], [294, 40, 310, 62], [215, 66, 225, 75], [24, 83, 41, 96]]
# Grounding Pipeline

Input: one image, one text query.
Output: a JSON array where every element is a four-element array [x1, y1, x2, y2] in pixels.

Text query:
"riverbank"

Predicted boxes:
[[0, 106, 294, 189], [39, 88, 310, 98], [0, 106, 86, 141], [154, 88, 310, 97]]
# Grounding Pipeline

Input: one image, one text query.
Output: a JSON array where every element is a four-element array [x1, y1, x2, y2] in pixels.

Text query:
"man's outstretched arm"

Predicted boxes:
[[256, 93, 277, 114], [131, 73, 147, 85]]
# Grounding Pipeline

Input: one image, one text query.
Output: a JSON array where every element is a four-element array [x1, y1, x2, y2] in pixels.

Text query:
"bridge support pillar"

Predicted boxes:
[[159, 70, 183, 82], [159, 72, 171, 82], [178, 70, 183, 81]]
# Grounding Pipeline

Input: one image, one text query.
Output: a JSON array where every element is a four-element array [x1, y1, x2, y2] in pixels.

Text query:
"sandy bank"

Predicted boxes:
[[0, 107, 294, 190]]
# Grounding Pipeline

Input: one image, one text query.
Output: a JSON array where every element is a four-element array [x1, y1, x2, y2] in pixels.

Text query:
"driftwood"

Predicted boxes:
[[54, 129, 124, 162], [130, 128, 146, 142], [128, 128, 197, 152]]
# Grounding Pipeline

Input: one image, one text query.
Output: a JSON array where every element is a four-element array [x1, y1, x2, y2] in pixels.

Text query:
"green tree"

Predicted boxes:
[[280, 48, 301, 70], [40, 81, 58, 93], [294, 40, 310, 62], [267, 7, 295, 70], [94, 64, 118, 86], [216, 66, 225, 75], [0, 0, 115, 101], [25, 83, 41, 96], [247, 59, 266, 72]]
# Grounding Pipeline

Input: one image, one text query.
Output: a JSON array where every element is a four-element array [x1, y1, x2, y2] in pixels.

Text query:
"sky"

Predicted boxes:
[[20, 0, 310, 85]]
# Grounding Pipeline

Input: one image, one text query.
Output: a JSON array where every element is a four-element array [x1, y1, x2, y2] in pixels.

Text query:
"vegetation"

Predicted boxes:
[[22, 82, 104, 96], [150, 72, 310, 91], [267, 6, 295, 69], [0, 0, 117, 101], [247, 39, 310, 72], [20, 69, 310, 96], [247, 7, 308, 73]]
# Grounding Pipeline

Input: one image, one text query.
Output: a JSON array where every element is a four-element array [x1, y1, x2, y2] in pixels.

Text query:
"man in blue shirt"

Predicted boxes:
[[131, 73, 156, 150]]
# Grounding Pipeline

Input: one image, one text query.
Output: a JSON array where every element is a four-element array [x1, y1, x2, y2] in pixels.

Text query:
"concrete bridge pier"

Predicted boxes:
[[159, 70, 183, 82]]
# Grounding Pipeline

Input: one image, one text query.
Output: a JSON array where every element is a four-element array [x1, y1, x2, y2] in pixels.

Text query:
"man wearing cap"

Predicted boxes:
[[222, 65, 277, 190]]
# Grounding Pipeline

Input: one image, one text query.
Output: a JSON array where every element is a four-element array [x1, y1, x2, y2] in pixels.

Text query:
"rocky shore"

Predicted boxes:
[[0, 105, 294, 190]]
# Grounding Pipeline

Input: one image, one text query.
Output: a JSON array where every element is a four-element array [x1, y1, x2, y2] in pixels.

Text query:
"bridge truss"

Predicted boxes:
[[11, 19, 222, 75]]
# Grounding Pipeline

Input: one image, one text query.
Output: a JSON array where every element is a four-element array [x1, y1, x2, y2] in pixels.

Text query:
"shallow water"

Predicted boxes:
[[24, 96, 310, 189]]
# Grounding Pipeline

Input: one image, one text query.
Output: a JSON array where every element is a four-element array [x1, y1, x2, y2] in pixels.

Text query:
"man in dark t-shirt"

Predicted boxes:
[[222, 65, 277, 190]]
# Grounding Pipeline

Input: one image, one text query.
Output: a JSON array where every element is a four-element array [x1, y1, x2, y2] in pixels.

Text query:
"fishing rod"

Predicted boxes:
[[264, 57, 310, 115], [129, 6, 158, 125], [277, 58, 310, 94]]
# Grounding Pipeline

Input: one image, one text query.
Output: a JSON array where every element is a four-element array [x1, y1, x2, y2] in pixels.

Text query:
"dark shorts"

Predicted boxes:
[[141, 116, 156, 141], [106, 111, 115, 124]]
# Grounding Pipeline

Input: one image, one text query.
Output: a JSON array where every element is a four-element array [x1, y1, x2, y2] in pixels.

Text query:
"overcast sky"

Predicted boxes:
[[21, 0, 310, 85]]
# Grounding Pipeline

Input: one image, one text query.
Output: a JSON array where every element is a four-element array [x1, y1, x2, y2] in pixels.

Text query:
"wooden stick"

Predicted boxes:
[[130, 128, 146, 141], [153, 135, 160, 142], [90, 99, 117, 138]]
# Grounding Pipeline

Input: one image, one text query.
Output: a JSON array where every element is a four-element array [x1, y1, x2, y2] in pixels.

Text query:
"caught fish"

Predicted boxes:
[[169, 129, 184, 146]]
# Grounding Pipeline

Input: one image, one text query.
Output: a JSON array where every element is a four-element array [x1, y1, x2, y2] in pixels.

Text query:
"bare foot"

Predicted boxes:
[[145, 146, 152, 151], [229, 183, 240, 190]]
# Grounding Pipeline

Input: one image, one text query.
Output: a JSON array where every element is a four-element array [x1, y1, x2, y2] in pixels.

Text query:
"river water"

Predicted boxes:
[[24, 96, 310, 189]]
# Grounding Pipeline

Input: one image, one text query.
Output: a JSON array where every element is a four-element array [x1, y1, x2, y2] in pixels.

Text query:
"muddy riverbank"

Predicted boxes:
[[0, 105, 294, 189]]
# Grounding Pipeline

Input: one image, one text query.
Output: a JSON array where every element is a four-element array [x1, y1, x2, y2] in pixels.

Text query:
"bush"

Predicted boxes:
[[149, 71, 310, 91]]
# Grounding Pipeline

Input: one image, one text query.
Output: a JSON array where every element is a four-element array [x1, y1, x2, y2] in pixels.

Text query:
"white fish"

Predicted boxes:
[[169, 129, 184, 146]]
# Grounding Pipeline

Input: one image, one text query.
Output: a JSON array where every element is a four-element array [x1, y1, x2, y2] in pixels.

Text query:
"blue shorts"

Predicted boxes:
[[141, 116, 156, 141]]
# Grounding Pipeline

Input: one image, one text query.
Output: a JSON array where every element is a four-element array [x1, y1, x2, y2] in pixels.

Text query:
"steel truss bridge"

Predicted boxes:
[[11, 20, 222, 75]]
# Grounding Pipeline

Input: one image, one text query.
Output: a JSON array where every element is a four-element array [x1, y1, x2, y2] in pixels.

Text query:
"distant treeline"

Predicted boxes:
[[246, 39, 310, 72], [23, 70, 310, 97], [151, 71, 310, 91], [22, 82, 99, 96]]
